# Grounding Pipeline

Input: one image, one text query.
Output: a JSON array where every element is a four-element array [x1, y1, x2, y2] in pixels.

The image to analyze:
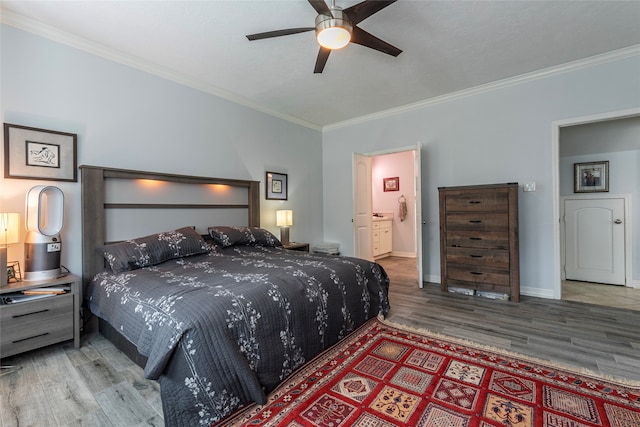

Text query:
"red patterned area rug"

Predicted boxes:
[[220, 317, 640, 426]]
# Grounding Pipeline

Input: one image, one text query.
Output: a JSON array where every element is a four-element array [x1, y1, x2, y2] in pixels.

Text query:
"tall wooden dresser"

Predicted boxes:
[[438, 183, 520, 302]]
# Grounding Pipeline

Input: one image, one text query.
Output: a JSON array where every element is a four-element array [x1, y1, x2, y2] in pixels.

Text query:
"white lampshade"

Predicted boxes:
[[0, 213, 20, 245], [276, 210, 293, 227]]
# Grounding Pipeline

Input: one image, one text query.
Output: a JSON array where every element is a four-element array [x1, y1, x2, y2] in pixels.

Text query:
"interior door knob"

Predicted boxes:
[[614, 219, 622, 224]]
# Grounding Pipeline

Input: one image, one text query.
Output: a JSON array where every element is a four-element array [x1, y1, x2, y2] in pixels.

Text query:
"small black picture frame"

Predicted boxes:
[[266, 171, 288, 200], [4, 123, 77, 182]]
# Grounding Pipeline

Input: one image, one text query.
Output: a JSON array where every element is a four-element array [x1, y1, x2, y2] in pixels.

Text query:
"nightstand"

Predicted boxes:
[[283, 242, 310, 252], [0, 274, 81, 358]]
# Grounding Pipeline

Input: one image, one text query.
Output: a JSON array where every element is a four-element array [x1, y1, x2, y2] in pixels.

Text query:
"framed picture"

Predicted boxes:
[[4, 123, 78, 182], [7, 261, 21, 283], [574, 161, 609, 193], [383, 177, 399, 192], [266, 171, 288, 200]]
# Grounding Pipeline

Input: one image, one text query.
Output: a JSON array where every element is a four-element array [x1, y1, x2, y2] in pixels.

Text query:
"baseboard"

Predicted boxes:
[[630, 279, 640, 289], [423, 274, 441, 284], [390, 251, 416, 258], [520, 286, 555, 299]]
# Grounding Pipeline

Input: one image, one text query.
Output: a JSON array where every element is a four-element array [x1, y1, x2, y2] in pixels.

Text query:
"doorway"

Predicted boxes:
[[553, 109, 640, 306], [353, 145, 423, 288]]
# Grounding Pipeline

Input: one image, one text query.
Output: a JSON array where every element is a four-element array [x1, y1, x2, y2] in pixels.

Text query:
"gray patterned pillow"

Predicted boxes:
[[97, 226, 209, 272], [207, 226, 281, 248]]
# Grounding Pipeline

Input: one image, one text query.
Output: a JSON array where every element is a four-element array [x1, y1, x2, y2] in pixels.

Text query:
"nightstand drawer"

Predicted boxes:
[[0, 274, 81, 358], [1, 293, 73, 325], [1, 314, 73, 358]]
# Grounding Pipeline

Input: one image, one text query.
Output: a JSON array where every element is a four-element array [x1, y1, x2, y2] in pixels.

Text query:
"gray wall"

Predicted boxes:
[[322, 55, 640, 297], [0, 24, 324, 277]]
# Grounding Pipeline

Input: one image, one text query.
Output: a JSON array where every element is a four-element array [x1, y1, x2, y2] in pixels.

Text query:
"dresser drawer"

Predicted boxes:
[[446, 264, 510, 287], [446, 231, 509, 250], [446, 213, 509, 232], [446, 247, 509, 269], [444, 192, 509, 212]]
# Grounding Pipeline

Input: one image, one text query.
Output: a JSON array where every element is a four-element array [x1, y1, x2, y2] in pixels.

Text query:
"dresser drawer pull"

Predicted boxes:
[[469, 255, 483, 258], [469, 220, 482, 223], [13, 309, 50, 318], [470, 272, 483, 275], [469, 237, 482, 240], [13, 332, 49, 344], [469, 201, 482, 204]]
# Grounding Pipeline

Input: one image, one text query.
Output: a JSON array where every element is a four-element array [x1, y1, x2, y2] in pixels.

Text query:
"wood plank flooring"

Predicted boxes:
[[379, 256, 640, 383], [2, 256, 639, 426]]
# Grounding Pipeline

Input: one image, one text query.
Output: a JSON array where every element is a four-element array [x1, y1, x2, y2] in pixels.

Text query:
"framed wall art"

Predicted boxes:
[[266, 171, 288, 200], [574, 161, 609, 193], [4, 123, 78, 182], [383, 177, 399, 192]]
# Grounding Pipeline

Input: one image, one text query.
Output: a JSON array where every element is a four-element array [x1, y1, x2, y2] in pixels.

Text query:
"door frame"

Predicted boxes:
[[353, 144, 424, 287], [560, 193, 631, 285], [552, 107, 640, 299]]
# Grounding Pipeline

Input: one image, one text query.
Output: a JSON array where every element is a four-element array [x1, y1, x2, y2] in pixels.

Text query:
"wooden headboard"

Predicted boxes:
[[80, 165, 260, 290]]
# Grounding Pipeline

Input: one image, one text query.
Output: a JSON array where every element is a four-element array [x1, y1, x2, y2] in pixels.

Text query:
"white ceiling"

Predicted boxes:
[[2, 1, 640, 129]]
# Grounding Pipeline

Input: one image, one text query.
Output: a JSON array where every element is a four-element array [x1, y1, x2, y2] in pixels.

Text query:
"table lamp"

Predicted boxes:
[[276, 210, 293, 245], [1, 212, 20, 287]]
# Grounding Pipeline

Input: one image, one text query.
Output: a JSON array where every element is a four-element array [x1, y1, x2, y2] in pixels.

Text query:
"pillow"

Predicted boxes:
[[207, 226, 281, 248], [97, 226, 209, 273]]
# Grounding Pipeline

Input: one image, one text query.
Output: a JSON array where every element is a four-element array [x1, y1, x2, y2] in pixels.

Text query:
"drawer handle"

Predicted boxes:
[[469, 255, 483, 258], [470, 272, 483, 275], [469, 201, 482, 204], [469, 237, 482, 240], [469, 220, 482, 223], [13, 309, 49, 318], [13, 332, 50, 344]]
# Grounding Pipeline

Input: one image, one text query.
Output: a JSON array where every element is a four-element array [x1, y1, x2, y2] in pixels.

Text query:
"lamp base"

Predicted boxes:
[[0, 247, 7, 287], [280, 227, 290, 246]]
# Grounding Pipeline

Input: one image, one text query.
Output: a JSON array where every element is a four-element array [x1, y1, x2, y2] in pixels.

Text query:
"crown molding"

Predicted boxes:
[[0, 9, 322, 131], [323, 44, 640, 132]]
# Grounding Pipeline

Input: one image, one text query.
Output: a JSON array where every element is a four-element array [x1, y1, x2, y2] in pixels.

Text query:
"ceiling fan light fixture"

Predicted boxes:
[[315, 9, 352, 50]]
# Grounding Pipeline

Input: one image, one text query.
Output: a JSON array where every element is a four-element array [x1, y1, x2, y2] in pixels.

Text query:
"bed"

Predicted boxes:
[[80, 165, 390, 426]]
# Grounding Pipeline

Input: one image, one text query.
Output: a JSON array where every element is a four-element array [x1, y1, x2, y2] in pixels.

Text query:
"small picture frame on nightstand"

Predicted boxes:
[[7, 261, 21, 282]]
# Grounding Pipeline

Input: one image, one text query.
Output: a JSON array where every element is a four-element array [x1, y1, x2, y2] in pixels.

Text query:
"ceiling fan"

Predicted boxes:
[[246, 0, 402, 73]]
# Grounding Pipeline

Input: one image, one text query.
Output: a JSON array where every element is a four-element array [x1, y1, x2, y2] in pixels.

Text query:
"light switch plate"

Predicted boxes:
[[523, 182, 536, 192]]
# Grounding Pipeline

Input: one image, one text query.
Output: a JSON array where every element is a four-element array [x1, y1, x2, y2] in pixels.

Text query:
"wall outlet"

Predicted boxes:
[[523, 182, 536, 192]]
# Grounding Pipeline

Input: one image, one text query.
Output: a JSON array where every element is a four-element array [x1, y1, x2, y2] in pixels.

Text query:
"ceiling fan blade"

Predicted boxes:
[[344, 0, 397, 25], [308, 0, 332, 16], [246, 27, 314, 41], [314, 47, 331, 73], [350, 26, 402, 57]]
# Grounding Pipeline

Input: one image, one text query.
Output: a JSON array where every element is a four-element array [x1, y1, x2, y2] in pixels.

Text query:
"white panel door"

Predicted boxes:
[[564, 198, 625, 285], [353, 153, 373, 261]]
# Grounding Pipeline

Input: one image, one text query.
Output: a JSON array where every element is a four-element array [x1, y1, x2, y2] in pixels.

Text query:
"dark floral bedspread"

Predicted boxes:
[[86, 245, 390, 426]]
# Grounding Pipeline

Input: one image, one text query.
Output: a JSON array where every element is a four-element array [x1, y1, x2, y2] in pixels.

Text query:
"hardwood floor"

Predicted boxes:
[[2, 256, 639, 426], [378, 256, 640, 383]]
